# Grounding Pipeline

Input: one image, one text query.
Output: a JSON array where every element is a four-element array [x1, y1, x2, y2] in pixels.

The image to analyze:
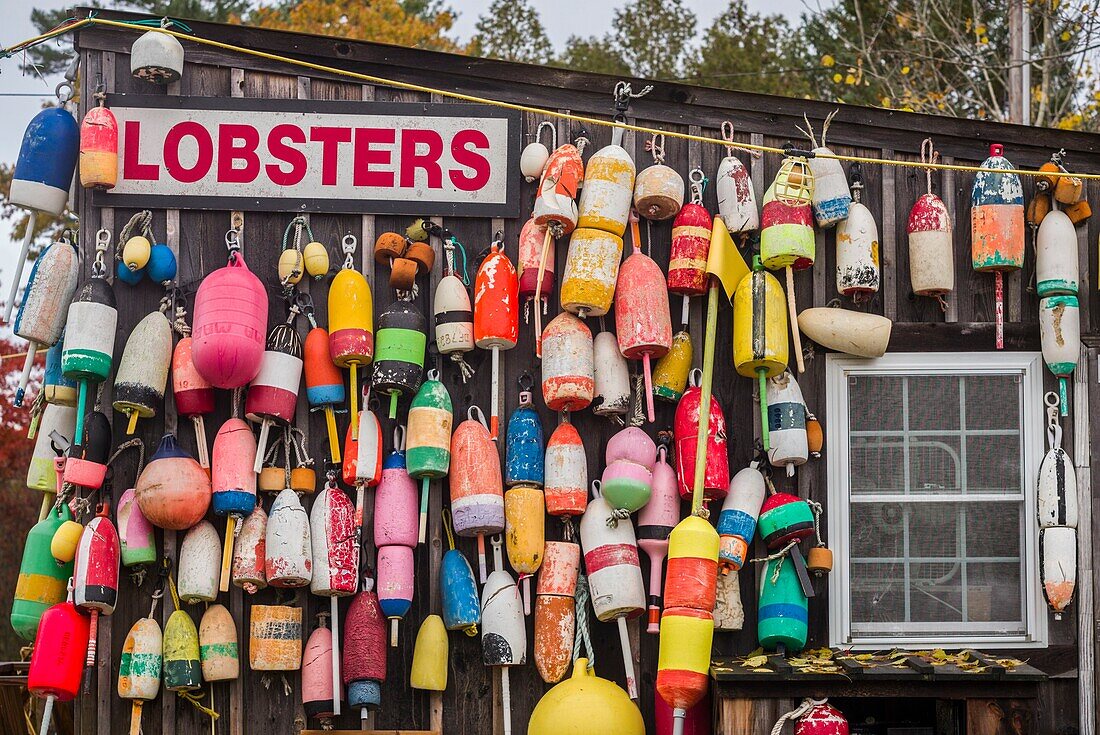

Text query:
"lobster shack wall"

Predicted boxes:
[[70, 8, 1100, 735]]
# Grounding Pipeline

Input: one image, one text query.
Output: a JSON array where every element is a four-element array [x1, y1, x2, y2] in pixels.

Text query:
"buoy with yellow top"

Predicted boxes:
[[12, 504, 75, 641], [328, 234, 374, 437], [164, 606, 202, 692], [473, 233, 519, 439], [734, 256, 788, 451], [760, 154, 816, 373], [972, 143, 1025, 349], [657, 514, 719, 735], [528, 658, 644, 735], [303, 307, 345, 464]]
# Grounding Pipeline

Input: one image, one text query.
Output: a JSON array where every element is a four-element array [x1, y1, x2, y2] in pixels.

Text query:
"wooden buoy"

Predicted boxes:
[[673, 371, 729, 503], [212, 418, 257, 592], [602, 426, 656, 514], [1039, 295, 1079, 411], [43, 338, 78, 407], [533, 540, 579, 683], [657, 516, 719, 733], [27, 404, 75, 497], [199, 604, 239, 682], [304, 325, 345, 464], [372, 298, 427, 418], [734, 259, 788, 451], [972, 144, 1025, 349], [579, 143, 636, 236], [119, 615, 162, 735], [760, 172, 815, 374], [716, 124, 759, 235], [542, 312, 595, 412], [519, 217, 554, 320], [544, 421, 588, 518], [505, 483, 545, 614], [474, 237, 519, 439], [617, 215, 672, 422], [73, 502, 119, 688], [520, 122, 554, 183], [177, 520, 221, 604], [634, 134, 684, 221], [62, 276, 117, 445], [1040, 526, 1077, 619], [163, 609, 201, 692], [249, 604, 302, 671], [797, 307, 892, 358], [766, 371, 809, 476], [266, 487, 313, 588], [481, 536, 527, 735], [61, 410, 110, 494], [799, 111, 850, 227], [373, 434, 416, 647], [1036, 208, 1079, 297], [173, 336, 215, 468], [302, 619, 339, 727], [13, 236, 79, 406], [908, 139, 954, 305], [717, 466, 765, 572], [192, 250, 268, 388], [669, 172, 714, 325], [136, 434, 211, 530], [434, 272, 475, 380], [377, 545, 414, 647], [1039, 394, 1078, 528], [580, 487, 645, 700], [835, 165, 880, 298], [329, 237, 374, 436], [12, 505, 74, 641], [343, 591, 387, 718], [450, 406, 505, 581], [247, 315, 304, 473], [352, 409, 384, 528], [561, 228, 624, 318], [231, 506, 268, 594], [407, 371, 453, 542], [594, 330, 630, 420], [79, 92, 118, 190], [441, 511, 481, 636], [758, 554, 808, 652], [638, 444, 680, 633]]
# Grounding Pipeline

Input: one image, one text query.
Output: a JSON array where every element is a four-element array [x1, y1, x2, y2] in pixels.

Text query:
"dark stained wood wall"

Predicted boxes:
[[69, 8, 1100, 735]]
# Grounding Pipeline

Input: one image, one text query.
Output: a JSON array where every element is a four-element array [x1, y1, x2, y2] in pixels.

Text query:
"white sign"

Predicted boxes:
[[98, 96, 520, 217]]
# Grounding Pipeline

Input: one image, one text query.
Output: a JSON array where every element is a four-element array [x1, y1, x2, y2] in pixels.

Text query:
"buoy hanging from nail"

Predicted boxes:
[[717, 466, 766, 572], [177, 520, 221, 604], [231, 506, 268, 594], [441, 509, 481, 636], [173, 335, 215, 468], [135, 433, 211, 530], [521, 121, 556, 183], [602, 426, 656, 515], [265, 487, 313, 588], [797, 110, 850, 227], [533, 540, 579, 683], [450, 405, 505, 583], [130, 20, 185, 84], [328, 234, 374, 438], [544, 421, 588, 519], [669, 169, 713, 327], [473, 234, 519, 439], [62, 254, 117, 446], [373, 429, 417, 647], [971, 143, 1024, 350], [304, 318, 345, 465], [835, 164, 880, 299], [114, 310, 172, 435], [199, 603, 239, 682], [372, 298, 426, 419], [766, 371, 809, 477], [119, 613, 162, 735], [73, 499, 120, 690], [481, 535, 526, 735], [542, 312, 595, 413], [79, 87, 118, 190], [212, 418, 257, 592], [247, 310, 303, 473], [908, 139, 954, 307], [407, 371, 453, 544], [733, 258, 788, 452], [634, 133, 684, 221], [593, 330, 630, 422], [716, 122, 759, 235]]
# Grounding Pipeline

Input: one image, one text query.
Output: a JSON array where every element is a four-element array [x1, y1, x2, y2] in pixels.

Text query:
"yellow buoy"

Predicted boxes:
[[733, 258, 788, 451], [278, 248, 304, 285], [528, 658, 644, 735], [50, 520, 84, 563], [123, 236, 151, 272], [409, 614, 448, 691], [652, 330, 693, 402]]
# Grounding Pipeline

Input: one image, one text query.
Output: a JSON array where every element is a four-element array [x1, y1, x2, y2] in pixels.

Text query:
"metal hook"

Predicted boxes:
[[341, 234, 357, 269]]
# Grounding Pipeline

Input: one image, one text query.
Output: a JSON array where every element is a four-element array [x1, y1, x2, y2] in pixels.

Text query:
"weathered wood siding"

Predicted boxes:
[[71, 9, 1100, 734]]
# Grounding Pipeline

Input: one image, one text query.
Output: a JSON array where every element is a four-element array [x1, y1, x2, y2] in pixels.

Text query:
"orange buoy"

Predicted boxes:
[[474, 236, 519, 439]]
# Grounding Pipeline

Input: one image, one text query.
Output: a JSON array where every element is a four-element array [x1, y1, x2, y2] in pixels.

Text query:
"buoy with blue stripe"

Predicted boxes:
[[62, 268, 117, 447], [657, 515, 719, 735], [1040, 294, 1079, 413], [248, 604, 301, 672], [758, 552, 808, 652], [638, 442, 680, 633], [408, 371, 452, 543], [798, 111, 850, 227], [304, 321, 345, 464], [481, 535, 526, 735], [441, 510, 480, 636], [6, 96, 79, 325], [372, 298, 426, 418], [767, 371, 809, 476], [344, 589, 387, 720], [119, 610, 163, 735], [718, 465, 766, 571], [673, 370, 729, 503], [972, 144, 1025, 349], [374, 428, 417, 646], [43, 338, 78, 407], [474, 234, 519, 439], [12, 504, 74, 641], [212, 418, 257, 592], [450, 405, 505, 582], [734, 257, 788, 451], [13, 234, 78, 406], [580, 481, 645, 700]]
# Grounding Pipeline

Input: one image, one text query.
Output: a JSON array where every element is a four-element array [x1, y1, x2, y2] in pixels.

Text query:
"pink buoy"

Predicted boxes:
[[191, 251, 268, 389]]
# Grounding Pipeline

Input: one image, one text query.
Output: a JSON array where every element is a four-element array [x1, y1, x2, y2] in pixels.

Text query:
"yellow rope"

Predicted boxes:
[[7, 17, 1100, 180]]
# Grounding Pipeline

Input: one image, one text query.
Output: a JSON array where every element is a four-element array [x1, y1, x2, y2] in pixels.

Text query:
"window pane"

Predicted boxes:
[[909, 437, 962, 495], [850, 375, 903, 431], [850, 438, 905, 495], [908, 376, 959, 430], [965, 375, 1020, 430], [850, 561, 906, 626], [965, 434, 1022, 494]]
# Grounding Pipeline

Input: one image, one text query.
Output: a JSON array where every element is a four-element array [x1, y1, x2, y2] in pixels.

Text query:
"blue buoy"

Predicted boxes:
[[146, 243, 178, 283], [116, 260, 144, 285], [441, 547, 480, 635], [505, 383, 544, 488], [11, 107, 79, 216]]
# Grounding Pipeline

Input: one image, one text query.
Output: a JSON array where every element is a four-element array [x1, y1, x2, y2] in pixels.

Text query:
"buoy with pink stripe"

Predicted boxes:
[[579, 481, 645, 700], [638, 442, 680, 633], [310, 474, 358, 717], [450, 405, 505, 582], [247, 311, 303, 473], [602, 426, 656, 515], [73, 499, 119, 691]]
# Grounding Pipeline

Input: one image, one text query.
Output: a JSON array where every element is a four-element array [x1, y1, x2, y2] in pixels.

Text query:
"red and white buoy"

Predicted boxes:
[[73, 500, 119, 691]]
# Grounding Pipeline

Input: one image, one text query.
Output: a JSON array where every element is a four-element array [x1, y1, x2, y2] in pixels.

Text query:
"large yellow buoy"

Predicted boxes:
[[527, 658, 644, 735]]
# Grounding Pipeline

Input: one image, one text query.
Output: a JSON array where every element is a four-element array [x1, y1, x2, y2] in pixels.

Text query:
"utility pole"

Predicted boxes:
[[1008, 0, 1029, 124]]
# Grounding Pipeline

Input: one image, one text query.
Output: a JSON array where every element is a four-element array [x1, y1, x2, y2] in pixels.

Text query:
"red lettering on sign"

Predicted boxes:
[[400, 129, 443, 189], [353, 127, 396, 188], [266, 125, 307, 186], [310, 126, 352, 185], [218, 124, 261, 184], [450, 129, 491, 191], [122, 121, 159, 180], [164, 121, 214, 184]]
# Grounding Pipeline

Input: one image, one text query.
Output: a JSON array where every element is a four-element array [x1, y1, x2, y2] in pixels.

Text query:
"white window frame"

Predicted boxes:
[[826, 351, 1048, 649]]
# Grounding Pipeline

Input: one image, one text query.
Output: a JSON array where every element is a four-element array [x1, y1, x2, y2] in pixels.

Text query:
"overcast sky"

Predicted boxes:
[[0, 0, 819, 298]]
